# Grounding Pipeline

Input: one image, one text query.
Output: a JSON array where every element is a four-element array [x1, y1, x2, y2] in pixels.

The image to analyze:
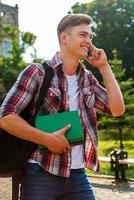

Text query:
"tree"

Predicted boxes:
[[0, 25, 37, 98], [70, 0, 134, 78], [97, 50, 134, 149]]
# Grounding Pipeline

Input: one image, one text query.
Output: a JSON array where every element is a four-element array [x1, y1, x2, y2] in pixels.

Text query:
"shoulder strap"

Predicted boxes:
[[12, 62, 54, 200], [34, 61, 54, 116]]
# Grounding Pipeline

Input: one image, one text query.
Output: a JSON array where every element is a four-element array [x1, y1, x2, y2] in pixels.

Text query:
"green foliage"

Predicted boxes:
[[70, 0, 134, 78], [98, 140, 134, 178], [86, 140, 134, 178], [0, 25, 37, 98], [97, 51, 134, 149], [86, 164, 134, 178], [98, 141, 134, 158], [21, 32, 36, 46]]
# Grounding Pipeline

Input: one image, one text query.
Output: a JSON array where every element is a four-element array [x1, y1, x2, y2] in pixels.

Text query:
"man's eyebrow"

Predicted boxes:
[[79, 31, 93, 35], [79, 31, 93, 37], [79, 31, 88, 34]]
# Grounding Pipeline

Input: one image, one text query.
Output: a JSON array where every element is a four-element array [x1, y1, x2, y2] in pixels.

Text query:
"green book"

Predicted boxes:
[[35, 111, 84, 153]]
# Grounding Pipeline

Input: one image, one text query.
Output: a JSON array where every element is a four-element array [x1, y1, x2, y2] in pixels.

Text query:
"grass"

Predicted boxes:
[[86, 140, 134, 179], [98, 140, 134, 158]]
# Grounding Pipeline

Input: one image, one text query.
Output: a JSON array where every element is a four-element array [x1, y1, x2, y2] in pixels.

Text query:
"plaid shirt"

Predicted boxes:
[[0, 52, 111, 177]]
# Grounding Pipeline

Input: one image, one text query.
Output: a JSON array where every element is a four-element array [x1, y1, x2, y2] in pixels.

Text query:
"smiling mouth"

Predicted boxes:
[[81, 46, 89, 53]]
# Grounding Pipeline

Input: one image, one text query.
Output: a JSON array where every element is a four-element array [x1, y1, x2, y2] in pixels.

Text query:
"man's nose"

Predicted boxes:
[[85, 36, 93, 44]]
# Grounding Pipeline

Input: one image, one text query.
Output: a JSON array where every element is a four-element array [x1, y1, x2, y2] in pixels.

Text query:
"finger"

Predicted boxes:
[[88, 43, 94, 56], [60, 146, 71, 154], [91, 47, 98, 58], [59, 124, 71, 135], [61, 149, 68, 154]]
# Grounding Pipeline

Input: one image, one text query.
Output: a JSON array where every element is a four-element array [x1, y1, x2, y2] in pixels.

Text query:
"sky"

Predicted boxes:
[[2, 0, 92, 61]]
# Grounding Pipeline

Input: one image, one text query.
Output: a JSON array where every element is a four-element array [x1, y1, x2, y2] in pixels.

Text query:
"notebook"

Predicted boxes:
[[35, 111, 84, 153]]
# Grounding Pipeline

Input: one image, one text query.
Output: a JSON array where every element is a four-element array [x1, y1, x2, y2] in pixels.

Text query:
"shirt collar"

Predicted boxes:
[[50, 51, 86, 73], [50, 52, 63, 70]]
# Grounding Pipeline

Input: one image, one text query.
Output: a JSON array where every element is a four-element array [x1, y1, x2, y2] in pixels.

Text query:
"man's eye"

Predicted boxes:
[[80, 34, 86, 37]]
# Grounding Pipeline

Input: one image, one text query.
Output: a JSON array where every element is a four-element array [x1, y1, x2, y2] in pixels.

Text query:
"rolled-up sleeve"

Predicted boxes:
[[0, 63, 44, 117], [92, 74, 112, 115]]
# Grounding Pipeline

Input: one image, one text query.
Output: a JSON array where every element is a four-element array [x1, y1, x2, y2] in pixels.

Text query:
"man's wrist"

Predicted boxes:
[[99, 63, 111, 74]]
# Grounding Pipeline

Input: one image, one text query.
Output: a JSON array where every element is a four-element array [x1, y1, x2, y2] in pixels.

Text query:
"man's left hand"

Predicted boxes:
[[85, 45, 109, 70]]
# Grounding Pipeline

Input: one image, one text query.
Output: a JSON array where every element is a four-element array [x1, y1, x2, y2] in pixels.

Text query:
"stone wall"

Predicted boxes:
[[0, 2, 18, 57]]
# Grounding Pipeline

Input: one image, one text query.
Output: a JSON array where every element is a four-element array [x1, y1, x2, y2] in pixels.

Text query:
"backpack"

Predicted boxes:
[[0, 61, 54, 199]]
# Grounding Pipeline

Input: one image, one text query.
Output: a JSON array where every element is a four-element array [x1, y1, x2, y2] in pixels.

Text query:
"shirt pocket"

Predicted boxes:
[[82, 87, 95, 108], [44, 87, 61, 112]]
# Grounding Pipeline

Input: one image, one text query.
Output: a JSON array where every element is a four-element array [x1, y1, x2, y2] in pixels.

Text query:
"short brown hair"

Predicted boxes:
[[57, 13, 93, 39]]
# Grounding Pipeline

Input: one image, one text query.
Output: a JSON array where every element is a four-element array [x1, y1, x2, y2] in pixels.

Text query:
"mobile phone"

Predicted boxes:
[[87, 50, 92, 58]]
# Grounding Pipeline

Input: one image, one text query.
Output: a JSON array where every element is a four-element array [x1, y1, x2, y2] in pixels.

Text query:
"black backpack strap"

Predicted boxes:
[[34, 61, 54, 116], [12, 176, 20, 200], [12, 61, 54, 200]]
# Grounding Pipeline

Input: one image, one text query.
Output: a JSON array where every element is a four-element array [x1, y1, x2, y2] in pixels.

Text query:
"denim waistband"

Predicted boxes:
[[70, 168, 85, 174], [26, 163, 85, 174]]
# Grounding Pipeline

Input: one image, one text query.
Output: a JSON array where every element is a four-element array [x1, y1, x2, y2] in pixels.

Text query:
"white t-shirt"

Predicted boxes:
[[29, 74, 85, 168], [66, 74, 85, 169]]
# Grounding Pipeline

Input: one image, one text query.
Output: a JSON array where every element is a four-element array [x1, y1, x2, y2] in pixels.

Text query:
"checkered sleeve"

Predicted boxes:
[[0, 63, 44, 117], [91, 74, 112, 115]]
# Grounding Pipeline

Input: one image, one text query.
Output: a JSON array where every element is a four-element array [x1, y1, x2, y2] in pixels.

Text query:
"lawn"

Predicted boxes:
[[86, 140, 134, 179]]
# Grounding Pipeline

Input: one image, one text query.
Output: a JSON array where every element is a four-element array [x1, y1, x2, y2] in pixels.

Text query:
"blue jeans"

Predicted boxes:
[[20, 163, 96, 200]]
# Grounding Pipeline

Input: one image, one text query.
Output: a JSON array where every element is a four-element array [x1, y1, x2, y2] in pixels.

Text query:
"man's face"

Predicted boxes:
[[63, 24, 93, 59]]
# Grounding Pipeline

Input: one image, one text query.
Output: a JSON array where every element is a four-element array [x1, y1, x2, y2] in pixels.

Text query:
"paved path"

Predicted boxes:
[[0, 177, 134, 200], [89, 176, 134, 200]]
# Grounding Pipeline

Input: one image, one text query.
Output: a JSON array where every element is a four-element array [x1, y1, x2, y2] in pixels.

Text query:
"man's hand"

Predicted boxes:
[[0, 114, 71, 154], [85, 44, 109, 70], [44, 124, 71, 154]]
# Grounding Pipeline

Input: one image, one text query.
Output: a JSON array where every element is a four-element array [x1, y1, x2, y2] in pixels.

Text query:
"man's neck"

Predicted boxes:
[[59, 51, 80, 75]]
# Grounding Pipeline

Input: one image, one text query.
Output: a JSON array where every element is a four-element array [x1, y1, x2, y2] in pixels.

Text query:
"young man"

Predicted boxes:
[[0, 14, 125, 200]]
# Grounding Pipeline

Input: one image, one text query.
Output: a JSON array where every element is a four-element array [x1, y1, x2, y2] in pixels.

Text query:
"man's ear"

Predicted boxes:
[[60, 32, 69, 44]]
